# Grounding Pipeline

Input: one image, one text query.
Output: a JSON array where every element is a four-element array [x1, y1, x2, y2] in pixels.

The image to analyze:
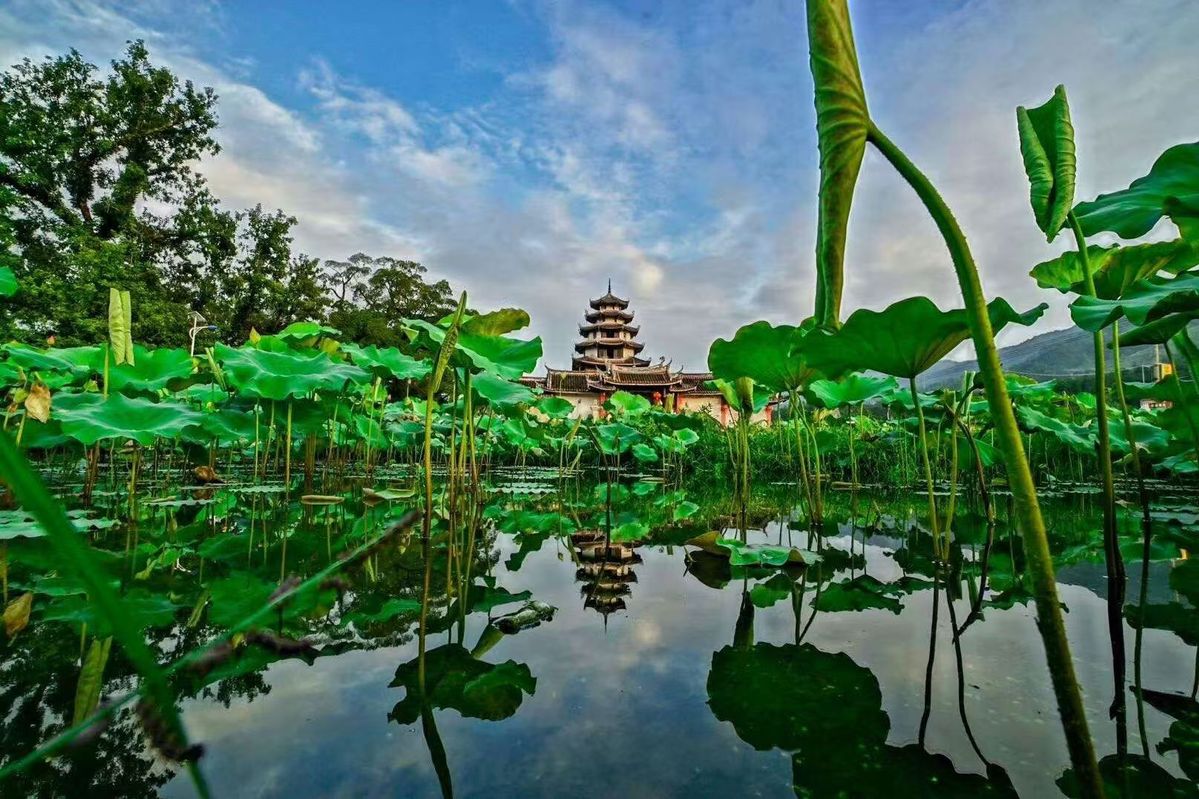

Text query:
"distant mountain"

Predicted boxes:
[[916, 321, 1183, 391]]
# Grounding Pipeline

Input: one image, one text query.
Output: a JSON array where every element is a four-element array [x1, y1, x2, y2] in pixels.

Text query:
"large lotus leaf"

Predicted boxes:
[[1070, 270, 1199, 332], [1016, 85, 1075, 240], [0, 267, 16, 296], [471, 372, 535, 410], [342, 343, 430, 381], [1015, 405, 1095, 454], [1030, 240, 1199, 300], [57, 392, 203, 446], [707, 643, 888, 752], [460, 308, 530, 336], [41, 590, 181, 635], [806, 0, 869, 325], [594, 421, 642, 455], [1105, 418, 1170, 458], [215, 343, 369, 400], [605, 390, 650, 417], [405, 318, 541, 380], [535, 396, 574, 419], [1123, 378, 1185, 404], [199, 407, 261, 443], [805, 297, 1048, 379], [2, 343, 96, 378], [807, 372, 897, 409], [1074, 142, 1199, 239], [708, 320, 818, 392], [389, 643, 535, 724], [1120, 313, 1199, 346], [106, 346, 194, 394]]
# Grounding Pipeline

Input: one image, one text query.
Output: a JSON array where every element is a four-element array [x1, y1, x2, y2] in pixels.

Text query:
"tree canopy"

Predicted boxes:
[[0, 42, 461, 347]]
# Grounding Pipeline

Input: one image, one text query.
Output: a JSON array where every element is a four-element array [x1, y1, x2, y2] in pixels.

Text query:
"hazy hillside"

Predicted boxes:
[[916, 322, 1184, 391]]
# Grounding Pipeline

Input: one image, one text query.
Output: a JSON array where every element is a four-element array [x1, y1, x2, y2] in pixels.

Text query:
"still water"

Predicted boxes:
[[4, 476, 1197, 797]]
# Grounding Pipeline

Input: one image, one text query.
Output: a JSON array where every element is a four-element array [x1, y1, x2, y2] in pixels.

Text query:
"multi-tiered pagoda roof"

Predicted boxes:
[[572, 284, 651, 370]]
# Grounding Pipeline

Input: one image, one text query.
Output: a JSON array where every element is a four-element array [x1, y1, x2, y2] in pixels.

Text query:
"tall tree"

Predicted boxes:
[[324, 254, 457, 346], [0, 41, 230, 345]]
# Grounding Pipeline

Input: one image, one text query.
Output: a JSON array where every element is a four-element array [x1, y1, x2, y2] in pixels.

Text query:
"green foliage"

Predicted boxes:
[[1016, 85, 1076, 241], [1074, 141, 1199, 239], [708, 320, 818, 392], [804, 296, 1047, 379], [1070, 270, 1199, 332], [806, 0, 869, 325]]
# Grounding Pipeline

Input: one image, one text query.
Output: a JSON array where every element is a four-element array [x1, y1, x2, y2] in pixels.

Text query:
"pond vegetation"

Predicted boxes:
[[2, 1, 1199, 797]]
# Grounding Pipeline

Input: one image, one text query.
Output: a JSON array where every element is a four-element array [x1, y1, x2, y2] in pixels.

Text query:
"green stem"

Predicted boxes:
[[868, 121, 1101, 796], [1068, 213, 1123, 588], [909, 378, 941, 553]]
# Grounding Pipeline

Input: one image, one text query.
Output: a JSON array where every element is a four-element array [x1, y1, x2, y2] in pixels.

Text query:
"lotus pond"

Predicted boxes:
[[2, 467, 1198, 798]]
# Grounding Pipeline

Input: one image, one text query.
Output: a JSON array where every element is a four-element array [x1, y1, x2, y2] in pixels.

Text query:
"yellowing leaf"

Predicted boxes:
[[108, 288, 135, 366], [24, 382, 51, 423], [4, 591, 32, 637]]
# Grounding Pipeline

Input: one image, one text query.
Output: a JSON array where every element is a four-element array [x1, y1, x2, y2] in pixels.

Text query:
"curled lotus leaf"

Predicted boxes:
[[1074, 141, 1199, 239], [1070, 270, 1199, 332], [805, 296, 1048, 379], [1016, 85, 1076, 241], [1030, 239, 1199, 300], [57, 392, 203, 446], [215, 343, 369, 400], [807, 0, 870, 325], [342, 343, 430, 381], [708, 320, 819, 392]]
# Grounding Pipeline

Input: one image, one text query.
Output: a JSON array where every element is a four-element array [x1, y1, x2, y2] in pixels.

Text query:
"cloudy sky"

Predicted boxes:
[[2, 0, 1196, 370]]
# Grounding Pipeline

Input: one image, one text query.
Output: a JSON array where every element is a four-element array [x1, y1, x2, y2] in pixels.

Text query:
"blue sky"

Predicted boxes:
[[2, 0, 1197, 369]]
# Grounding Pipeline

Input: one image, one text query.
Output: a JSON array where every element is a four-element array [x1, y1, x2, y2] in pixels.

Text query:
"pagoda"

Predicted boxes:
[[523, 282, 769, 425], [573, 281, 649, 370]]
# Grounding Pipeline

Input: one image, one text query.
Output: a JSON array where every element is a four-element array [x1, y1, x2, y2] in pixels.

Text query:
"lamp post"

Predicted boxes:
[[188, 311, 217, 357]]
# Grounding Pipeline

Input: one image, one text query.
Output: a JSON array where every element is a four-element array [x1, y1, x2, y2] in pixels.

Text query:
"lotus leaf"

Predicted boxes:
[[106, 346, 194, 394], [1031, 240, 1199, 299], [806, 0, 869, 324], [460, 308, 530, 336], [805, 296, 1047, 379], [1070, 270, 1199, 332], [405, 318, 541, 380], [1016, 85, 1076, 240], [1015, 406, 1094, 454], [1074, 141, 1199, 239], [0, 267, 16, 296], [342, 343, 430, 381], [471, 371, 535, 409], [535, 396, 574, 419], [215, 343, 369, 400], [708, 320, 819, 392], [605, 390, 651, 417], [108, 288, 134, 365], [807, 372, 897, 409], [57, 393, 203, 446], [1120, 313, 1199, 346]]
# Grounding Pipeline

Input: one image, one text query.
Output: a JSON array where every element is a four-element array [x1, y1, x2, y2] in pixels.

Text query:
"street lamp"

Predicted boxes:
[[188, 311, 218, 357]]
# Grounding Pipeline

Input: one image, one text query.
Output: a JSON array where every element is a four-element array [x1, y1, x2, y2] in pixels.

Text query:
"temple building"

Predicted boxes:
[[523, 283, 772, 425]]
